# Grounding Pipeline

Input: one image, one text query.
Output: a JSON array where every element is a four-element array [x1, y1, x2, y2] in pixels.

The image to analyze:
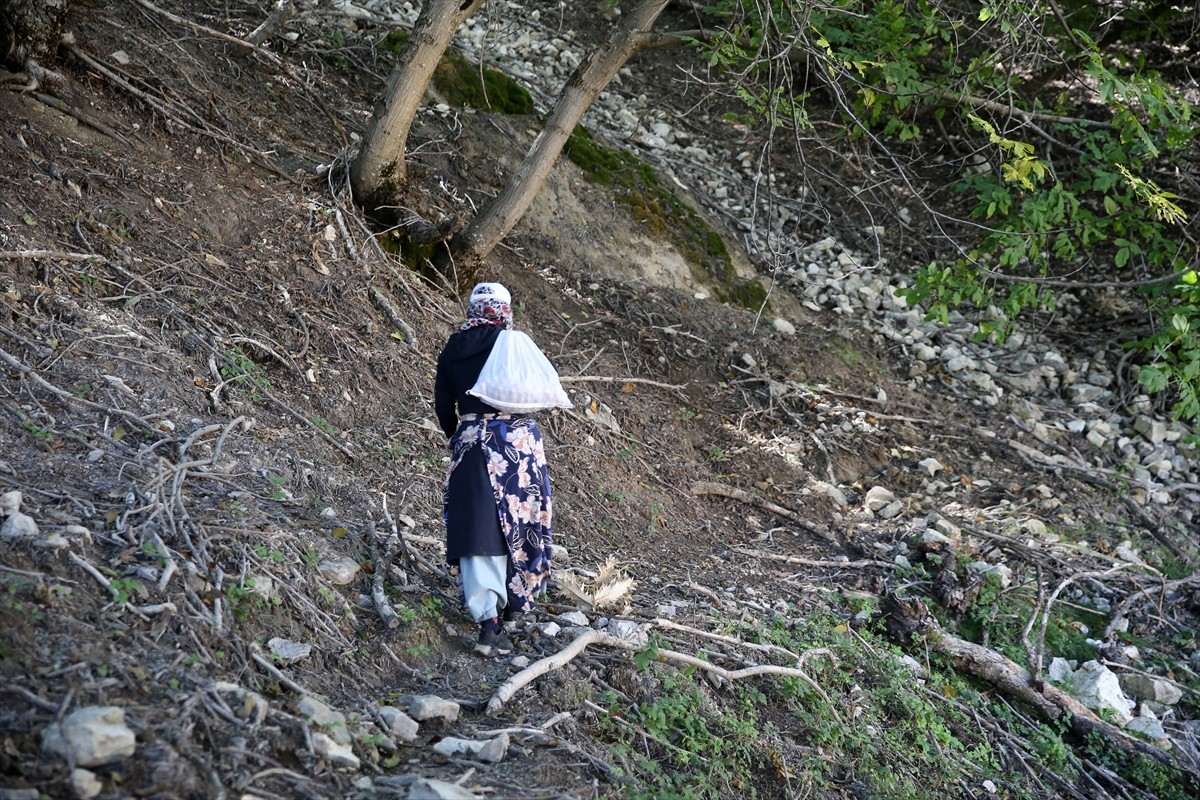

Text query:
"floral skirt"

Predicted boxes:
[[444, 413, 553, 613]]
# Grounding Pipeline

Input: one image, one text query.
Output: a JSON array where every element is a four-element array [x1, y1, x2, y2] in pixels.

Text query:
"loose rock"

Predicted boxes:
[[1, 511, 38, 539], [407, 695, 460, 723], [431, 733, 509, 763], [1067, 661, 1134, 725], [557, 610, 589, 627], [408, 778, 480, 799], [42, 706, 137, 767], [298, 696, 351, 745], [864, 486, 895, 512], [312, 732, 359, 770], [0, 490, 21, 515], [607, 619, 648, 646], [70, 769, 102, 800], [379, 706, 420, 743], [1118, 674, 1183, 706], [318, 557, 360, 585]]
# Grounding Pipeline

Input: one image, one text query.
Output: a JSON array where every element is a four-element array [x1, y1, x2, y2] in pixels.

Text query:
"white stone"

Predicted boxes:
[[607, 619, 648, 646], [1068, 661, 1134, 724], [1133, 415, 1167, 444], [1048, 657, 1076, 684], [268, 638, 311, 664], [0, 490, 20, 515], [70, 768, 102, 799], [1067, 419, 1087, 433], [318, 557, 360, 585], [408, 779, 480, 799], [247, 573, 278, 603], [810, 481, 848, 507], [917, 457, 943, 476], [298, 696, 351, 744], [42, 707, 136, 767], [932, 516, 962, 542], [945, 355, 973, 372], [1119, 674, 1183, 705], [432, 733, 509, 763], [1114, 542, 1143, 564], [1126, 716, 1169, 741], [1023, 519, 1048, 537], [922, 529, 953, 547], [407, 694, 460, 723], [531, 621, 561, 638], [378, 706, 419, 743], [912, 343, 937, 361], [110, 50, 131, 66], [557, 610, 589, 627], [864, 486, 895, 512], [510, 655, 530, 669], [1147, 459, 1173, 478], [772, 318, 796, 335], [877, 500, 904, 520], [1069, 384, 1106, 404], [312, 732, 359, 770], [1, 511, 38, 539]]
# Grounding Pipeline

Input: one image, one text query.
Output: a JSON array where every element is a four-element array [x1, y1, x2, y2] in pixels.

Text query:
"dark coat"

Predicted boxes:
[[434, 326, 502, 439], [435, 326, 507, 561]]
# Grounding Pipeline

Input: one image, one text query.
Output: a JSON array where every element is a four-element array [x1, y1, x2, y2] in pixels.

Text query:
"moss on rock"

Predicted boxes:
[[432, 48, 533, 115], [565, 126, 759, 308]]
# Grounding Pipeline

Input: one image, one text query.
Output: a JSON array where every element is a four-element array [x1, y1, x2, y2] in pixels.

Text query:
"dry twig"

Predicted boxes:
[[692, 481, 835, 542]]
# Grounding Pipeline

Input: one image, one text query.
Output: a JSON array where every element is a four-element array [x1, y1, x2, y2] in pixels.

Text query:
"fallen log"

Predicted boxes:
[[369, 521, 402, 630], [879, 596, 1198, 788]]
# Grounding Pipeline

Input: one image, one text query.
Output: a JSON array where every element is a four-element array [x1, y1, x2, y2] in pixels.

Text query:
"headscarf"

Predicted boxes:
[[460, 282, 514, 331]]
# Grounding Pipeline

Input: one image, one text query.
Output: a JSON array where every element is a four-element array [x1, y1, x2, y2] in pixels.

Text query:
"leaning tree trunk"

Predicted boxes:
[[0, 0, 70, 70], [350, 0, 487, 209], [446, 0, 672, 272]]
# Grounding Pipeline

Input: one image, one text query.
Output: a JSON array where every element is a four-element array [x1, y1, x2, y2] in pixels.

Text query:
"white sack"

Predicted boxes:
[[468, 330, 573, 413]]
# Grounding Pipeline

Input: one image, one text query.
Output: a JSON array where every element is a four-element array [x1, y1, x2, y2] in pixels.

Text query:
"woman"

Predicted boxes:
[[435, 282, 554, 656]]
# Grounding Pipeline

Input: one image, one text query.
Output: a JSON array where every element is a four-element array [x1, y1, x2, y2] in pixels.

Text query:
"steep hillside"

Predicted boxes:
[[1, 3, 1198, 799]]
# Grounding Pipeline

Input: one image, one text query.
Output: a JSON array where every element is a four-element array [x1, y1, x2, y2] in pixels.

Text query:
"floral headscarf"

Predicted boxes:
[[460, 283, 514, 331]]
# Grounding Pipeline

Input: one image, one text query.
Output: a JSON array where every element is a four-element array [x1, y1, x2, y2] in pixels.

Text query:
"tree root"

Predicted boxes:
[[486, 624, 834, 717]]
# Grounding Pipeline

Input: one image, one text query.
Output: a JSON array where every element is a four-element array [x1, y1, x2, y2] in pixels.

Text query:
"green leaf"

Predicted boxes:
[[1138, 365, 1169, 393]]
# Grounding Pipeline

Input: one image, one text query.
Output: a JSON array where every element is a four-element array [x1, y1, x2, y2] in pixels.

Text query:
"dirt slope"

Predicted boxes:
[[1, 3, 1197, 799]]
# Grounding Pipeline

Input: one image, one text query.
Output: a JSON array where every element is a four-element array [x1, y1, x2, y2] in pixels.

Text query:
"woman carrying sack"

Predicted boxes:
[[434, 282, 566, 656]]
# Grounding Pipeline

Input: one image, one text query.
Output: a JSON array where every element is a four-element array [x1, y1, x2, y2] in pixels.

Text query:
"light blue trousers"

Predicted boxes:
[[460, 555, 508, 622]]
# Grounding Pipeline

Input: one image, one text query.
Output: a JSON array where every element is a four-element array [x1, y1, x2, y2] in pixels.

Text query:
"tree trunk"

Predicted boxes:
[[446, 0, 671, 273], [0, 0, 70, 70], [350, 0, 486, 209]]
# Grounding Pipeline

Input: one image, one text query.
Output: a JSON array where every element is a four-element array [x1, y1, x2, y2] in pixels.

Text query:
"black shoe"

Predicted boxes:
[[475, 618, 513, 656]]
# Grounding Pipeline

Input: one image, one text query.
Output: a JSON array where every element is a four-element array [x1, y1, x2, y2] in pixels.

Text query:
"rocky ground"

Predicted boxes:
[[1, 2, 1199, 799]]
